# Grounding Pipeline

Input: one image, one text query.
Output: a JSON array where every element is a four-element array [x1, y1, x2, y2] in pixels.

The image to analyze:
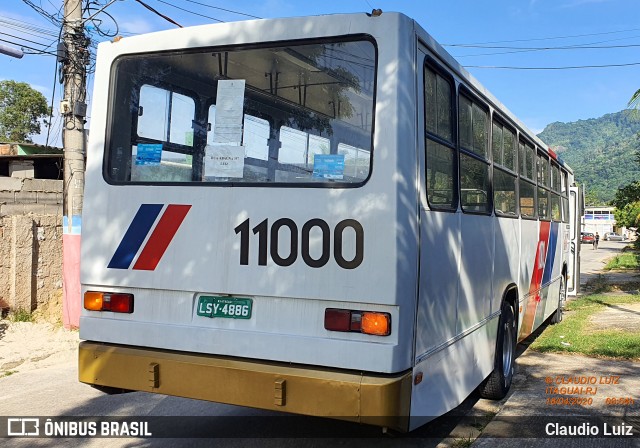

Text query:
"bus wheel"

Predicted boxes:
[[551, 275, 566, 324], [478, 302, 516, 400]]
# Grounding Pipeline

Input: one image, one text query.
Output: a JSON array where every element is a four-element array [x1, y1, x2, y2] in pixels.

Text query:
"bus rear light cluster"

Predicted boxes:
[[324, 308, 391, 336], [84, 292, 134, 313]]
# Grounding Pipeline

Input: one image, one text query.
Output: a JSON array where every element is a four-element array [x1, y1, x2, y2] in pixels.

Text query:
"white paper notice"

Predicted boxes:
[[213, 79, 245, 144], [204, 145, 245, 178]]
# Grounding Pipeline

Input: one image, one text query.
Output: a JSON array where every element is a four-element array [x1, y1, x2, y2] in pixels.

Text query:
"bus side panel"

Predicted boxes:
[[415, 211, 459, 355], [409, 313, 499, 429], [458, 215, 494, 333], [494, 217, 520, 312], [519, 219, 564, 338], [518, 219, 539, 338], [541, 222, 564, 321]]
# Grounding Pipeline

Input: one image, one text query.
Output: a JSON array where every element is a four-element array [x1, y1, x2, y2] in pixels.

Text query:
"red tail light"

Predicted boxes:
[[84, 292, 134, 313], [324, 308, 390, 336]]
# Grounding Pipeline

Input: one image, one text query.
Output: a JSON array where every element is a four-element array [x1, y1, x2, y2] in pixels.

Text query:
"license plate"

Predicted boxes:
[[197, 296, 252, 319]]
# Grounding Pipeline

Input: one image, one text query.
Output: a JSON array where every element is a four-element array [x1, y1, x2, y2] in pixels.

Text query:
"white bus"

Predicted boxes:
[[79, 11, 581, 432]]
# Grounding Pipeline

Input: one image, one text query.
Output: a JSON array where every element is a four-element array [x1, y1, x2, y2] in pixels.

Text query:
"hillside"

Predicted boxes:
[[537, 110, 640, 205]]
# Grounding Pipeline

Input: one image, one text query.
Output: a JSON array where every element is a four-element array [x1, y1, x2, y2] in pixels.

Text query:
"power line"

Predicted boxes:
[[466, 61, 640, 70], [450, 43, 640, 51], [152, 0, 223, 23], [176, 0, 261, 19], [0, 30, 57, 49], [0, 16, 59, 38], [133, 0, 183, 27], [443, 27, 640, 46], [0, 37, 57, 56]]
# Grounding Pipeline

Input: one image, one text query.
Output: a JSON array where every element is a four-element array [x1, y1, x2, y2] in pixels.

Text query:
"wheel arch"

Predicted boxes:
[[501, 283, 519, 328]]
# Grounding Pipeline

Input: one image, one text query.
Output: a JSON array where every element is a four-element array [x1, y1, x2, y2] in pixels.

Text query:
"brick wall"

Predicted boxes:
[[0, 177, 63, 215]]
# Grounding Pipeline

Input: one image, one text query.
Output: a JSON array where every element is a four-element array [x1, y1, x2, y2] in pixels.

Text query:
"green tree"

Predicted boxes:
[[614, 201, 640, 228], [629, 88, 640, 110], [610, 181, 640, 209], [0, 80, 50, 143]]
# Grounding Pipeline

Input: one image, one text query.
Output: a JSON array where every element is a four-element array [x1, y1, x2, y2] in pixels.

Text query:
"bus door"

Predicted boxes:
[[567, 185, 582, 295]]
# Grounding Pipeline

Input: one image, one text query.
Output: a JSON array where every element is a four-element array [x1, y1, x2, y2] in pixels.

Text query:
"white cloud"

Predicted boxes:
[[118, 18, 157, 35]]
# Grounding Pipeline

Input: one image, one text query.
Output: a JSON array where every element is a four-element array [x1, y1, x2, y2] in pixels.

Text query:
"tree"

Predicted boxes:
[[610, 181, 640, 209], [0, 80, 50, 143], [614, 201, 640, 229], [629, 89, 640, 110]]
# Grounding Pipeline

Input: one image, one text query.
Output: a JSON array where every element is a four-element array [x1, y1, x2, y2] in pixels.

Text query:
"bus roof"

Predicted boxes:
[[101, 11, 571, 174]]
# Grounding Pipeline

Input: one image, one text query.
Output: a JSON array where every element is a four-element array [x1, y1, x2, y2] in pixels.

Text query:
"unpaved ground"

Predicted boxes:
[[0, 320, 78, 375], [588, 302, 640, 332]]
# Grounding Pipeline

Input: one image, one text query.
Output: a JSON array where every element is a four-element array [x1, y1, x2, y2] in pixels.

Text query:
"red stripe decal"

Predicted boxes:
[[521, 221, 551, 335], [133, 205, 191, 271]]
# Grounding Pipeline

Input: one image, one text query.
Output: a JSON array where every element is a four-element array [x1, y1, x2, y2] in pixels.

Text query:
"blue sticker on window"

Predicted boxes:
[[312, 154, 345, 180], [136, 143, 163, 166]]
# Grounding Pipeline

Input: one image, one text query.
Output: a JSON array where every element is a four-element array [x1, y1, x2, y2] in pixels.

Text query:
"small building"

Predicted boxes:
[[0, 142, 63, 179]]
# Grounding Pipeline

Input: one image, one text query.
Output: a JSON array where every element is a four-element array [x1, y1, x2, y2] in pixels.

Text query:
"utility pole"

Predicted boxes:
[[61, 0, 88, 329], [62, 0, 87, 233]]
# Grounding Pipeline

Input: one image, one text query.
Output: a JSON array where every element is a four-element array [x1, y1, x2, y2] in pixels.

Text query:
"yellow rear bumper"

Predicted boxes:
[[79, 341, 412, 431]]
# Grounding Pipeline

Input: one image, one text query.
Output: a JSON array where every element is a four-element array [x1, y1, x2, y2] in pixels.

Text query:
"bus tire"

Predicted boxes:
[[478, 302, 516, 400], [550, 275, 566, 324]]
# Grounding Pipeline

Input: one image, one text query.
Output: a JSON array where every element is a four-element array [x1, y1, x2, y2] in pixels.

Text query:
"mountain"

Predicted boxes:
[[537, 110, 640, 205]]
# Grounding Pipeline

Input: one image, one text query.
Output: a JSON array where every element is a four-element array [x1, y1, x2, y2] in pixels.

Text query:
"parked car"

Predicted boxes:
[[580, 232, 595, 244], [604, 232, 627, 241]]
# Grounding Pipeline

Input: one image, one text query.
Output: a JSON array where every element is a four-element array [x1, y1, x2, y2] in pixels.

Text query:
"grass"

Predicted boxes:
[[8, 308, 34, 323], [451, 437, 474, 448], [530, 293, 640, 360], [1, 371, 17, 378], [604, 252, 640, 270]]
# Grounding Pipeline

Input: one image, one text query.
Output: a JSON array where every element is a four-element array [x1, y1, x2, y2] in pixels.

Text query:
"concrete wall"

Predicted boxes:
[[0, 177, 63, 312]]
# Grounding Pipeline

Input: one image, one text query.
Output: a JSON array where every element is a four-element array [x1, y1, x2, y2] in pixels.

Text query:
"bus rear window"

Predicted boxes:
[[106, 38, 376, 186]]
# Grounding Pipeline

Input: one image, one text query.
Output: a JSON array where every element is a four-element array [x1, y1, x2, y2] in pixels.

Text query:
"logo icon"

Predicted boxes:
[[8, 418, 40, 436], [108, 204, 191, 271]]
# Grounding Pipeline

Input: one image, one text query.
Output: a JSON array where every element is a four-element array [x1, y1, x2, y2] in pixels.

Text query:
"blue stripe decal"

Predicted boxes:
[[542, 222, 559, 285], [107, 204, 163, 269]]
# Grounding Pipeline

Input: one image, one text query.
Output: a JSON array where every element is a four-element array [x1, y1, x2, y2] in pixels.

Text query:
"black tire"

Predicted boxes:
[[551, 275, 566, 325], [478, 302, 516, 400]]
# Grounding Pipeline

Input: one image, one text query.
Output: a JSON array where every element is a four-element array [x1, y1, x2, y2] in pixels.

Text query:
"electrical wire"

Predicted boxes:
[[176, 0, 261, 19], [0, 30, 57, 49], [133, 0, 183, 27], [450, 43, 640, 51], [0, 17, 59, 38], [443, 27, 640, 46], [0, 37, 57, 56], [152, 0, 223, 23], [466, 61, 640, 70], [45, 27, 63, 148]]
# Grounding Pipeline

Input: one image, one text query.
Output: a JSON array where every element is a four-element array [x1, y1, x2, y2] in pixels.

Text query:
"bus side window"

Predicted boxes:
[[492, 120, 517, 217], [537, 152, 550, 220], [519, 141, 537, 219], [459, 93, 490, 214], [424, 61, 457, 210]]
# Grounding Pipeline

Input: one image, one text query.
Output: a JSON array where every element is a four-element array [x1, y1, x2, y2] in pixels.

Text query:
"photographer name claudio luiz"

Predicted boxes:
[[546, 421, 635, 436]]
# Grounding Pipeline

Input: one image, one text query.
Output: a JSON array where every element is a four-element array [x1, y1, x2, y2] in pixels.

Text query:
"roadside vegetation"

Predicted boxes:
[[530, 294, 640, 360], [605, 252, 640, 271], [7, 308, 34, 323]]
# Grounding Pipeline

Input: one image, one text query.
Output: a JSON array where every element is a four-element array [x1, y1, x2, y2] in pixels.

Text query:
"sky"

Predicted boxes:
[[2, 0, 640, 146]]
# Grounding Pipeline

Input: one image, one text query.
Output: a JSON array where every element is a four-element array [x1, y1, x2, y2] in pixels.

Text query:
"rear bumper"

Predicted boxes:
[[79, 341, 413, 431]]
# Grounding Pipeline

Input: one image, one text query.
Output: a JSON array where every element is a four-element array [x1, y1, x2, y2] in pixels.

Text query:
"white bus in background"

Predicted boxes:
[[79, 11, 581, 432]]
